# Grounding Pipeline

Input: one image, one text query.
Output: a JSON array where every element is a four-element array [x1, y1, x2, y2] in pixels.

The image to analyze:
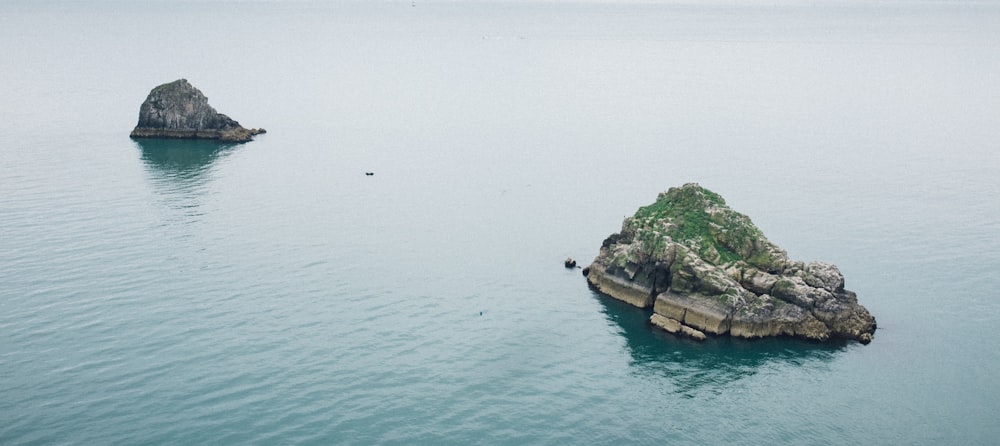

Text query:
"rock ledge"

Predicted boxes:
[[585, 183, 876, 344], [129, 79, 264, 143]]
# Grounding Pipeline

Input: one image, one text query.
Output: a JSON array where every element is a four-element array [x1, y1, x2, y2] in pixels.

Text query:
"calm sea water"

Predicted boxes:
[[2, 0, 999, 444]]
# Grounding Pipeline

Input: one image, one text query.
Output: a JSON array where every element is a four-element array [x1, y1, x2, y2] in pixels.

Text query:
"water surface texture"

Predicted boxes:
[[2, 1, 999, 444]]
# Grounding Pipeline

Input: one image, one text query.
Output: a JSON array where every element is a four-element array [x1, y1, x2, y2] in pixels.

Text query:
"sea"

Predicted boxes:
[[1, 0, 999, 444]]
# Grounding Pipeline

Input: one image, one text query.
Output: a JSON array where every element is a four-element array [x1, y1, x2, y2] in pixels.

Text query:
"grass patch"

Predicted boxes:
[[632, 184, 764, 265]]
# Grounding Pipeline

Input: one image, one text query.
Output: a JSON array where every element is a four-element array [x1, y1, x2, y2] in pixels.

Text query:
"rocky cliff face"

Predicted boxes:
[[130, 79, 265, 142], [584, 183, 876, 344]]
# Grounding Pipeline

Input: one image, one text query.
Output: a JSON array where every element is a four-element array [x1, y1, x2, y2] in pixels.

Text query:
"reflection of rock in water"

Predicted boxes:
[[134, 139, 237, 221], [592, 290, 844, 396], [135, 138, 235, 181]]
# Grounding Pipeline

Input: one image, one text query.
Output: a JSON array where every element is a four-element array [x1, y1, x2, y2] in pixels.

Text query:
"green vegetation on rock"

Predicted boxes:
[[585, 183, 877, 344], [630, 183, 768, 266]]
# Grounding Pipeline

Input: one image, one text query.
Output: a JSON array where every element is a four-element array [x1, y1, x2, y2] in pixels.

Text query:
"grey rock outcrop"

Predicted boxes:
[[585, 183, 876, 344], [130, 79, 265, 142]]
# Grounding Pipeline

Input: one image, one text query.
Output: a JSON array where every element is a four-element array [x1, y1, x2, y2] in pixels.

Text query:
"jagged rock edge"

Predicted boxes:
[[585, 183, 876, 344]]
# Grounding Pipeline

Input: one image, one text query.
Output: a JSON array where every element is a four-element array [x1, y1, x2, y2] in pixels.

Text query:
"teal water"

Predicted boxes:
[[2, 1, 999, 444]]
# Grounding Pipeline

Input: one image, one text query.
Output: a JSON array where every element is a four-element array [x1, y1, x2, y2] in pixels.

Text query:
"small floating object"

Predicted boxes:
[[365, 172, 374, 176]]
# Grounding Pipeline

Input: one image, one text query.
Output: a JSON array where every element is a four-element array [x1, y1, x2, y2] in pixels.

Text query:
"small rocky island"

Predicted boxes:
[[584, 183, 876, 344], [130, 79, 265, 143]]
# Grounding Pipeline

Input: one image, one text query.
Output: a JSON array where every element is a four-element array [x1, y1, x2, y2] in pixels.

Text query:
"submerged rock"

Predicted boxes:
[[586, 183, 876, 344], [129, 79, 265, 143]]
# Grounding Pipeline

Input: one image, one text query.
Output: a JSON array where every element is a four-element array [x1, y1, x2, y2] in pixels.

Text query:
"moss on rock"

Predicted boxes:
[[628, 183, 774, 266], [585, 183, 876, 344]]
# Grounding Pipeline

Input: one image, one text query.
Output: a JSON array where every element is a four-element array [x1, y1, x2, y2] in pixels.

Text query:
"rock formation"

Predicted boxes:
[[130, 79, 265, 143], [584, 183, 876, 344]]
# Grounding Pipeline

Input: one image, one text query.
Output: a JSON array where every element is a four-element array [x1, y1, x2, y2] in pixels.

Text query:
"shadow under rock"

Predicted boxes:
[[592, 290, 848, 395]]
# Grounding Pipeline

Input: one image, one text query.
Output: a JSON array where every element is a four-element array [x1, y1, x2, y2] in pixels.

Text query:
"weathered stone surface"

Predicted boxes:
[[585, 183, 876, 344], [130, 79, 265, 142], [650, 313, 682, 333], [586, 267, 656, 308], [729, 294, 830, 340], [654, 292, 732, 335], [650, 314, 705, 341], [741, 269, 779, 296], [680, 324, 707, 341]]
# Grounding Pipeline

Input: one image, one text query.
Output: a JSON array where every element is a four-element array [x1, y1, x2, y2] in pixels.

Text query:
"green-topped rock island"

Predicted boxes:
[[584, 183, 876, 344], [130, 79, 265, 143]]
